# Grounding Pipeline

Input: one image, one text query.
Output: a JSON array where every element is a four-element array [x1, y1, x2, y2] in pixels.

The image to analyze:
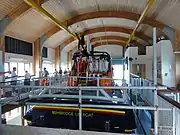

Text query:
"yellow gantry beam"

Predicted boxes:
[[126, 0, 156, 47], [24, 0, 77, 39]]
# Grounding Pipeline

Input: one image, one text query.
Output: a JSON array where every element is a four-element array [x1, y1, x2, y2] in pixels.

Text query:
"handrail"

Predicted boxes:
[[157, 91, 180, 109], [131, 73, 180, 108], [130, 73, 174, 88], [0, 75, 36, 84], [157, 90, 180, 93]]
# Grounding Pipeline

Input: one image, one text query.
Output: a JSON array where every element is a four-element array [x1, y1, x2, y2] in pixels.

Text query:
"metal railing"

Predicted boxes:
[[0, 74, 179, 135], [130, 73, 180, 135], [0, 75, 68, 103], [0, 76, 171, 135]]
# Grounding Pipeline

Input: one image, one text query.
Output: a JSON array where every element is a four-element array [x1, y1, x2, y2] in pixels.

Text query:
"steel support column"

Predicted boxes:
[[153, 27, 158, 135]]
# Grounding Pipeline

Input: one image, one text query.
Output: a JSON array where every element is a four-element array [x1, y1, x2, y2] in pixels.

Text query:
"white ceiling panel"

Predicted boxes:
[[43, 0, 146, 22], [63, 40, 78, 52], [69, 18, 138, 33], [5, 8, 54, 42], [155, 0, 180, 31], [44, 30, 70, 48]]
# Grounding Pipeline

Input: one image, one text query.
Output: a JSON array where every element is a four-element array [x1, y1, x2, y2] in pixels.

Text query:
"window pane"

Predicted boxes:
[[42, 63, 54, 75], [25, 64, 30, 73], [10, 62, 17, 71], [49, 64, 53, 74], [30, 63, 33, 75], [18, 63, 24, 76], [4, 63, 9, 72]]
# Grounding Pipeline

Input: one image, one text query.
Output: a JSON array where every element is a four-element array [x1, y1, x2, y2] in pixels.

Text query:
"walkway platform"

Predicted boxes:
[[0, 125, 137, 135]]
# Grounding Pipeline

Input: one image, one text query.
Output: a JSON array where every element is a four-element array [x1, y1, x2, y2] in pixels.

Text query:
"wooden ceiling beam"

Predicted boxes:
[[92, 41, 126, 48], [60, 26, 150, 49], [90, 36, 142, 46], [7, 0, 45, 20], [67, 11, 166, 29], [45, 11, 167, 39], [84, 26, 151, 42]]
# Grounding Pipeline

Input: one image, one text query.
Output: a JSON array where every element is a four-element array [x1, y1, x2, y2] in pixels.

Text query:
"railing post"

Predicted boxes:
[[72, 76, 74, 86], [0, 103, 1, 124], [49, 77, 51, 86], [79, 88, 82, 130], [173, 107, 176, 135], [153, 27, 157, 85], [177, 109, 180, 135], [21, 106, 25, 126], [97, 77, 100, 96], [153, 27, 158, 135], [154, 88, 158, 135], [0, 87, 2, 99], [177, 93, 180, 103], [122, 58, 125, 81], [58, 75, 60, 84]]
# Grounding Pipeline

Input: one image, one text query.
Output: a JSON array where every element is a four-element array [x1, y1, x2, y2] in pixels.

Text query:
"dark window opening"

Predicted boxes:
[[5, 36, 33, 56], [42, 47, 48, 58], [138, 46, 146, 55]]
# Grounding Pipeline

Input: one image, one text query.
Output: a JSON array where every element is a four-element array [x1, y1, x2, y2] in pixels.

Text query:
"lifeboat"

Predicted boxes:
[[23, 34, 136, 134]]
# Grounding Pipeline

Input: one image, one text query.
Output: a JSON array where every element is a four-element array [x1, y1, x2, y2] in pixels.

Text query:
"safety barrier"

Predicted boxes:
[[0, 75, 179, 135], [0, 75, 68, 104], [158, 91, 180, 135], [130, 74, 180, 135], [0, 85, 169, 134]]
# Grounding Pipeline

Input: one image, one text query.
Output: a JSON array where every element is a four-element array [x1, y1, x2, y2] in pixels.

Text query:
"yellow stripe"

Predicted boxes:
[[125, 129, 133, 133], [26, 120, 32, 124], [33, 106, 125, 115]]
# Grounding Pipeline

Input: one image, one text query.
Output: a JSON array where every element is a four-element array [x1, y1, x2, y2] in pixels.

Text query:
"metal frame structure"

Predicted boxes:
[[0, 78, 172, 134], [0, 27, 179, 134], [0, 76, 179, 135]]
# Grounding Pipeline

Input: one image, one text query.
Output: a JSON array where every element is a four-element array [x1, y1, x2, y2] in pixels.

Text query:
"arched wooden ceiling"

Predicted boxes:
[[45, 10, 166, 37], [1, 0, 180, 51], [66, 11, 166, 29], [93, 41, 126, 48], [2, 1, 46, 31], [60, 26, 151, 49], [0, 0, 23, 20], [83, 27, 151, 42], [3, 1, 53, 42], [44, 11, 165, 48], [90, 36, 142, 46], [92, 41, 125, 56]]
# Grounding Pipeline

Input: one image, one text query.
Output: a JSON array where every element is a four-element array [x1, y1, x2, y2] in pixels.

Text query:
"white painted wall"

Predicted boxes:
[[95, 45, 123, 58], [5, 53, 33, 63], [4, 48, 56, 75], [160, 40, 176, 87], [61, 49, 68, 71], [126, 43, 162, 81], [5, 48, 56, 64], [126, 40, 175, 87]]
